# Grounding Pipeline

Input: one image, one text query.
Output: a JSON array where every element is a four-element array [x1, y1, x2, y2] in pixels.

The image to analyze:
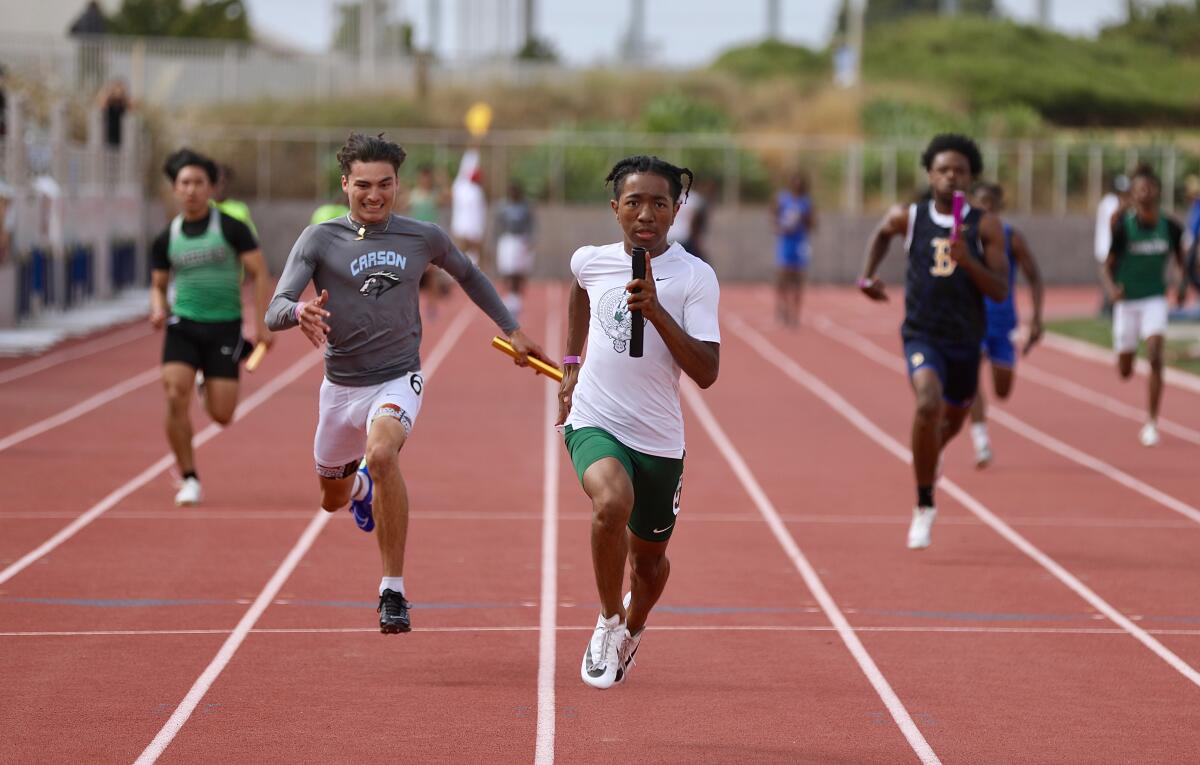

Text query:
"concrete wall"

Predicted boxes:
[[192, 201, 1103, 286]]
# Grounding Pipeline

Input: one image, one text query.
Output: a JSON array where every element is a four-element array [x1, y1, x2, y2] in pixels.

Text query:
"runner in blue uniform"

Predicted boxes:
[[967, 182, 1044, 467], [857, 134, 1009, 550]]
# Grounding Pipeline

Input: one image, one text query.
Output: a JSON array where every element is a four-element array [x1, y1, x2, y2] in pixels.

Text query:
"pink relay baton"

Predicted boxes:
[[949, 190, 965, 243]]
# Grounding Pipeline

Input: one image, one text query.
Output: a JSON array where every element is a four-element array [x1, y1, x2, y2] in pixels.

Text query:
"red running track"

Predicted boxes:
[[1, 284, 1198, 763]]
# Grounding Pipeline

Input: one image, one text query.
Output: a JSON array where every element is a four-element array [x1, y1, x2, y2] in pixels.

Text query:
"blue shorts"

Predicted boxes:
[[981, 327, 1017, 368], [903, 337, 981, 408], [776, 236, 810, 271]]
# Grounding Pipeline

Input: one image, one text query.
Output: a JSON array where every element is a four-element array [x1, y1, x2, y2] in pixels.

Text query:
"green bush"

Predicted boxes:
[[710, 40, 828, 81]]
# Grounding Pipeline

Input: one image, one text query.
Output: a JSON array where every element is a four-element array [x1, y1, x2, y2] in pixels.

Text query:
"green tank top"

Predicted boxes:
[[1116, 211, 1170, 301], [168, 210, 243, 322], [408, 188, 439, 223]]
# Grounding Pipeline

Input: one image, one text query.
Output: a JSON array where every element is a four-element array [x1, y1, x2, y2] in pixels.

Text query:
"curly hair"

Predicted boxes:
[[921, 133, 983, 177]]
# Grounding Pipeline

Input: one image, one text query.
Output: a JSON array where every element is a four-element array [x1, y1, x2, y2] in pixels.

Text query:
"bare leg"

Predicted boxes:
[[162, 363, 197, 474], [910, 368, 944, 488], [1146, 335, 1164, 420], [203, 377, 239, 426], [1118, 351, 1136, 380], [992, 365, 1015, 400], [318, 473, 356, 512], [626, 534, 670, 634], [939, 403, 970, 448], [792, 270, 806, 326], [583, 458, 635, 621], [969, 387, 987, 424], [366, 416, 411, 577]]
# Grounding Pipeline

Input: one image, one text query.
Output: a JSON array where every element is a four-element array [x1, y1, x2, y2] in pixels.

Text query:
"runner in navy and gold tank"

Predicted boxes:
[[858, 134, 1009, 550], [1101, 164, 1188, 447], [966, 182, 1045, 468], [149, 149, 274, 507]]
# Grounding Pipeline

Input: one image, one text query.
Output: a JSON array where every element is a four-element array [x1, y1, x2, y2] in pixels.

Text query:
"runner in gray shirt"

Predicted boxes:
[[266, 133, 550, 634]]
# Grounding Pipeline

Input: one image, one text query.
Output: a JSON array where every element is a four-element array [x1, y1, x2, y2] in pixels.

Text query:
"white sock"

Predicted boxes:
[[351, 473, 369, 501], [971, 422, 989, 447], [380, 576, 405, 596]]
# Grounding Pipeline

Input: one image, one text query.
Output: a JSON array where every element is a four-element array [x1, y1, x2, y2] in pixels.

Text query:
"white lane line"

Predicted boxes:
[[1018, 364, 1200, 446], [731, 315, 1200, 690], [0, 324, 153, 385], [682, 383, 941, 765], [0, 367, 160, 453], [134, 308, 474, 764], [133, 509, 332, 765], [1042, 332, 1200, 395], [8, 625, 1200, 638], [535, 287, 561, 765], [0, 352, 323, 586], [812, 316, 1200, 528]]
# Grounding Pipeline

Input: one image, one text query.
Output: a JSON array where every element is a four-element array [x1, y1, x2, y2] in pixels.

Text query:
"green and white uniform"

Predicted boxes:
[[1110, 210, 1182, 353]]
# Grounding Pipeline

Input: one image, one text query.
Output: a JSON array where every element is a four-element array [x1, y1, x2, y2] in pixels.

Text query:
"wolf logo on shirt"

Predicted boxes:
[[597, 286, 633, 353], [359, 271, 402, 299]]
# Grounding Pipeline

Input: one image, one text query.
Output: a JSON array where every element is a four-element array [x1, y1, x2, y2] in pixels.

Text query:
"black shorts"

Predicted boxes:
[[162, 317, 246, 379], [902, 336, 980, 408]]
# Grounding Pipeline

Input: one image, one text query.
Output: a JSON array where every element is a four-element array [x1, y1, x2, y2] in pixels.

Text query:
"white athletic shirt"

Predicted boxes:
[[567, 241, 721, 458], [451, 149, 487, 241]]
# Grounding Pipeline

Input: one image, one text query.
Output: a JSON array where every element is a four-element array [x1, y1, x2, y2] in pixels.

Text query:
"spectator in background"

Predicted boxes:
[[1095, 174, 1130, 316], [668, 176, 714, 263], [773, 170, 816, 327], [451, 144, 487, 267], [96, 79, 130, 149], [0, 181, 14, 265], [494, 180, 535, 319], [1185, 175, 1200, 299], [0, 64, 8, 140], [407, 163, 454, 316], [214, 164, 258, 237], [69, 1, 108, 35]]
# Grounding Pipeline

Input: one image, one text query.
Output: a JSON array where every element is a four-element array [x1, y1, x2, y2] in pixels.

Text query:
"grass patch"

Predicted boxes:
[[1046, 316, 1200, 376]]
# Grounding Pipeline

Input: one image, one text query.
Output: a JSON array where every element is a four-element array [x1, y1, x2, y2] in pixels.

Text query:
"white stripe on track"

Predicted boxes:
[[535, 287, 561, 765], [812, 316, 1200, 528], [730, 315, 1200, 689], [0, 367, 160, 453], [133, 307, 474, 764], [1018, 364, 1200, 446], [682, 383, 942, 765], [0, 352, 322, 586], [9, 625, 1200, 639], [1042, 332, 1200, 395], [0, 323, 153, 385]]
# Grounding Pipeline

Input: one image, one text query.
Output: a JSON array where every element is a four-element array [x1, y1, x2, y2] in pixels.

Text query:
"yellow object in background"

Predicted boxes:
[[465, 102, 493, 137]]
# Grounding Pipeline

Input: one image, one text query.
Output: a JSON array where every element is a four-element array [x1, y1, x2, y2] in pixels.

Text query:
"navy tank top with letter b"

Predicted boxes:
[[902, 200, 987, 348]]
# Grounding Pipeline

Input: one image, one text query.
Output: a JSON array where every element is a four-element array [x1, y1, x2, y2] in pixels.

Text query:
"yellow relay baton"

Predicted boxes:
[[491, 336, 563, 383], [244, 342, 269, 372]]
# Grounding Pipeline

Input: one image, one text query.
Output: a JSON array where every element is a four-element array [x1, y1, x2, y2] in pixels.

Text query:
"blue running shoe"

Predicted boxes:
[[350, 462, 375, 532]]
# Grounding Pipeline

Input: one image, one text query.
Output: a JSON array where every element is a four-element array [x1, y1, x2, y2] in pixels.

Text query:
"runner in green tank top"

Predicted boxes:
[[1101, 165, 1188, 447], [149, 148, 275, 505]]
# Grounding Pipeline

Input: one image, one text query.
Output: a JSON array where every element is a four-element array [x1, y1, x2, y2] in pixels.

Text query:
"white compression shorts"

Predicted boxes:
[[313, 371, 425, 477], [1112, 296, 1168, 354]]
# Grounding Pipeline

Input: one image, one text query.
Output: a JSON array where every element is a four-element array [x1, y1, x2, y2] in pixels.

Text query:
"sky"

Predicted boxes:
[[244, 0, 1145, 65]]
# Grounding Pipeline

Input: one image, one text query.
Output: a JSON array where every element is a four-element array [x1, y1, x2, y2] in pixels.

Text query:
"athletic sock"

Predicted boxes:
[[380, 576, 405, 596], [351, 473, 369, 501], [917, 485, 934, 509], [971, 422, 989, 447], [183, 470, 198, 481]]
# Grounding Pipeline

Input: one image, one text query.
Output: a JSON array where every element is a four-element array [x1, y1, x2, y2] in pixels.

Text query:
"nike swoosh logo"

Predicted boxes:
[[652, 524, 674, 534], [654, 277, 669, 282]]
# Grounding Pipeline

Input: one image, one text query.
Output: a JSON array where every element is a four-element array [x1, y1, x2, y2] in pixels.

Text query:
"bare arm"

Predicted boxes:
[[1102, 222, 1125, 303], [1011, 230, 1044, 353], [952, 212, 1008, 302], [149, 269, 169, 329], [858, 204, 908, 301], [626, 252, 719, 389], [240, 249, 275, 347], [556, 281, 591, 425]]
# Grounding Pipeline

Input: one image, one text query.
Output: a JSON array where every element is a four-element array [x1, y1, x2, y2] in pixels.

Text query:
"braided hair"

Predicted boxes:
[[605, 155, 694, 203]]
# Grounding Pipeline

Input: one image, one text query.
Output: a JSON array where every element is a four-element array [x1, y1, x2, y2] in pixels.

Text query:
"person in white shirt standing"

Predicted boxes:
[[556, 156, 721, 690], [451, 145, 487, 267], [1095, 174, 1129, 315]]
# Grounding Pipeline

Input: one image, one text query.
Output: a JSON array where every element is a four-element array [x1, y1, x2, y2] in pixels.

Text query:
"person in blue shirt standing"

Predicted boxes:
[[773, 171, 816, 327], [1185, 175, 1200, 301], [966, 181, 1044, 468]]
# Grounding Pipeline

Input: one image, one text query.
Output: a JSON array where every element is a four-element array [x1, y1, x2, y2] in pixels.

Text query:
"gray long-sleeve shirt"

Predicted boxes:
[[266, 213, 518, 386]]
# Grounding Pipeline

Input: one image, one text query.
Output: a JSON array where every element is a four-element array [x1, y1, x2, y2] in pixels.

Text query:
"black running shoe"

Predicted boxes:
[[378, 588, 411, 634]]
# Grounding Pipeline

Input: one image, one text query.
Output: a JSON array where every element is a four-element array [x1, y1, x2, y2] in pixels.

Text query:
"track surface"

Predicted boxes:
[[2, 285, 1199, 763]]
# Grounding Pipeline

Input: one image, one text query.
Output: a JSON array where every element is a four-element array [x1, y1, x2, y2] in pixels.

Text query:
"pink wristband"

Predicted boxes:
[[294, 302, 305, 322], [857, 278, 874, 288], [562, 355, 582, 365]]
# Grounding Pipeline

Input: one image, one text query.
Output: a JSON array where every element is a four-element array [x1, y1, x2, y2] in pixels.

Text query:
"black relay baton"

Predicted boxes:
[[629, 246, 646, 357]]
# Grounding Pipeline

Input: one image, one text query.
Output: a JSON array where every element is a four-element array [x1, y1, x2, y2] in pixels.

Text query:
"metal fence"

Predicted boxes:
[[171, 124, 1199, 216]]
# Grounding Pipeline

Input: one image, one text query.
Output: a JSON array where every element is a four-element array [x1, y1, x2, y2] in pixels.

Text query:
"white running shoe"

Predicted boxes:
[[1139, 422, 1160, 447], [175, 477, 202, 506], [974, 441, 993, 469], [581, 612, 625, 689], [906, 506, 937, 550]]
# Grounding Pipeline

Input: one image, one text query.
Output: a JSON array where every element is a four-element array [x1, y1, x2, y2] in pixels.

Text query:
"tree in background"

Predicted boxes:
[[1101, 0, 1200, 57], [836, 0, 995, 30], [105, 0, 252, 41]]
